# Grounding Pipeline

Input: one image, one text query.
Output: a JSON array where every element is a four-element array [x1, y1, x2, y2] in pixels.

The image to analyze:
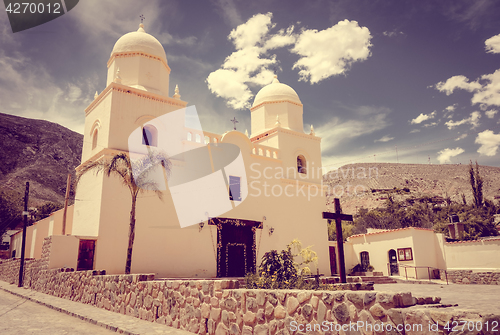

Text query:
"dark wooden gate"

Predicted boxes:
[[329, 246, 337, 275], [77, 240, 95, 271], [360, 251, 370, 272], [209, 217, 263, 278]]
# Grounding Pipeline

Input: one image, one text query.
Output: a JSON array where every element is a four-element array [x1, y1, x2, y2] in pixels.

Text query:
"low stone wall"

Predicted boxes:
[[1, 237, 500, 334], [441, 269, 500, 285]]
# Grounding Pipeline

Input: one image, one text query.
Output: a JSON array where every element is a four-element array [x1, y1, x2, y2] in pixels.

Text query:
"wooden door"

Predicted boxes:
[[77, 240, 95, 271], [388, 249, 398, 275], [360, 251, 370, 272], [218, 225, 254, 277]]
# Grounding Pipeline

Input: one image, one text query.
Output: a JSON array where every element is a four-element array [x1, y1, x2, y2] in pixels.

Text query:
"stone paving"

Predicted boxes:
[[375, 282, 500, 315], [0, 281, 191, 335], [0, 289, 116, 334]]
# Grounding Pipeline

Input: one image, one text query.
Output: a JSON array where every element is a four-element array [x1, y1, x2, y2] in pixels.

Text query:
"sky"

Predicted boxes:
[[1, 0, 500, 172]]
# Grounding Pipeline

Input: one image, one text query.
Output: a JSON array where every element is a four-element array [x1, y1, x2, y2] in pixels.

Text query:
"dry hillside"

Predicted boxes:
[[324, 163, 500, 214], [0, 113, 83, 206]]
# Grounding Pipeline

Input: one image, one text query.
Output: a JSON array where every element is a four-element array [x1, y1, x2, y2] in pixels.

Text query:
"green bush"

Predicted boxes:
[[245, 239, 318, 290]]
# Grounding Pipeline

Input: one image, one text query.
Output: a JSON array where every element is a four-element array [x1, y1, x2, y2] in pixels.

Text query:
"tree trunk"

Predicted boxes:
[[125, 196, 137, 274]]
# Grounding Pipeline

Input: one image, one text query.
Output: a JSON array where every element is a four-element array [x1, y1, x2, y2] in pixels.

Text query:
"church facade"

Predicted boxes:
[[22, 23, 331, 278]]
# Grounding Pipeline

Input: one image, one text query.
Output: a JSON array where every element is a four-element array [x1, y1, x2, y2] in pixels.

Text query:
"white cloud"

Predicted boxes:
[[437, 147, 464, 164], [383, 31, 404, 37], [410, 111, 436, 124], [455, 134, 468, 141], [291, 20, 372, 84], [0, 50, 89, 134], [475, 130, 500, 156], [228, 13, 274, 50], [317, 107, 391, 152], [213, 0, 243, 27], [263, 26, 296, 51], [207, 15, 372, 109], [485, 33, 500, 54], [435, 75, 481, 95], [486, 109, 498, 118], [423, 122, 438, 128], [445, 111, 481, 129], [470, 69, 500, 107], [445, 105, 456, 112], [410, 129, 421, 133], [206, 13, 295, 109], [375, 135, 394, 143]]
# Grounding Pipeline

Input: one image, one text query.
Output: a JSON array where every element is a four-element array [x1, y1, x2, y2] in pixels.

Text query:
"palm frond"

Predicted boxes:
[[74, 160, 108, 191]]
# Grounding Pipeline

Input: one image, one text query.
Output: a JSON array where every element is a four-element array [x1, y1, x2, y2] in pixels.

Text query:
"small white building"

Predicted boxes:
[[330, 227, 500, 280]]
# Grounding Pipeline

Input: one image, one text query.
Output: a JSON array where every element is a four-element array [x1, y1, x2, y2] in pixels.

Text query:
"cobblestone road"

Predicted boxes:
[[0, 289, 116, 334]]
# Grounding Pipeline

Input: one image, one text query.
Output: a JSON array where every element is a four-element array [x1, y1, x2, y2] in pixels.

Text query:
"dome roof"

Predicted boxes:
[[111, 24, 167, 62], [252, 76, 301, 107]]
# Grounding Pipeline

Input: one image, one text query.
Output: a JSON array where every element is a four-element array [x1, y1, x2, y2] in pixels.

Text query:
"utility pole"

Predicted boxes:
[[62, 174, 71, 235], [18, 182, 29, 287]]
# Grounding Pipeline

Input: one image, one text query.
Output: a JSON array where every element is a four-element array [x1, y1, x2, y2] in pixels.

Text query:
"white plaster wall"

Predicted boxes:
[[348, 230, 416, 277], [9, 206, 74, 260], [410, 229, 446, 279], [48, 235, 79, 269], [251, 102, 303, 136], [444, 239, 500, 270], [89, 129, 330, 278], [107, 55, 170, 96]]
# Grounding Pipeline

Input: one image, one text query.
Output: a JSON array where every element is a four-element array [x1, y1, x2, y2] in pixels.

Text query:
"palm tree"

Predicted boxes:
[[75, 151, 171, 274]]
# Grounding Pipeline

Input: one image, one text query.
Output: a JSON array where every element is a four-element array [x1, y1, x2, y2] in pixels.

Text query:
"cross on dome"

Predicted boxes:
[[230, 117, 238, 130]]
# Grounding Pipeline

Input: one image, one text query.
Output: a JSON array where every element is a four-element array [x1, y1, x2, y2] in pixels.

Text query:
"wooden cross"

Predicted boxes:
[[140, 15, 145, 23], [230, 117, 238, 130], [323, 198, 352, 283]]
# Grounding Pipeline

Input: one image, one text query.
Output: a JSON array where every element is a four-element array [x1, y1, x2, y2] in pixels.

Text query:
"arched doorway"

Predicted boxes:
[[388, 249, 398, 275]]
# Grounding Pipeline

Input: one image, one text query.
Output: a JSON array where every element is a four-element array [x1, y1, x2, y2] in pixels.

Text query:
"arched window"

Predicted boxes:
[[92, 129, 98, 150], [297, 155, 307, 174], [187, 132, 192, 141], [142, 125, 158, 147], [195, 134, 201, 143], [205, 136, 210, 144]]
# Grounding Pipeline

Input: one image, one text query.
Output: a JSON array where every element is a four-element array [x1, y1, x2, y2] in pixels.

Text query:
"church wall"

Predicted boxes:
[[81, 93, 113, 162], [100, 129, 331, 278], [47, 235, 79, 269], [107, 90, 185, 153], [72, 172, 105, 237], [276, 132, 322, 184], [130, 183, 218, 278], [107, 55, 170, 96], [251, 103, 304, 135], [93, 172, 138, 274]]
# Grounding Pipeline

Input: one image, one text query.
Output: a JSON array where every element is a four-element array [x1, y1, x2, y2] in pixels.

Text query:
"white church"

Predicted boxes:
[[9, 23, 331, 278]]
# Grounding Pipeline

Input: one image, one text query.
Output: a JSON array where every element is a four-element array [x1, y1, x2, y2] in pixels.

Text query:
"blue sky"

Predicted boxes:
[[1, 0, 500, 171]]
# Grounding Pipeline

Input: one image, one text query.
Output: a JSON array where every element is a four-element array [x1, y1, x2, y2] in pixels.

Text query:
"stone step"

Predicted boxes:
[[359, 276, 398, 284]]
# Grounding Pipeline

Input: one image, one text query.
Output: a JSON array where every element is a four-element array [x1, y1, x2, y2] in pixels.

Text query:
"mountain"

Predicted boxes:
[[0, 113, 83, 206], [324, 163, 500, 214]]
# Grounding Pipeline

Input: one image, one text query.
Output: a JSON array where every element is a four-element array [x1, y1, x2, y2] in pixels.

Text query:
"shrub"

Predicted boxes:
[[245, 239, 318, 290]]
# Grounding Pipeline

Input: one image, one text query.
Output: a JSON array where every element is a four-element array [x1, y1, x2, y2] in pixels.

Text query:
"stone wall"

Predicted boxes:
[[441, 269, 500, 285], [1, 237, 500, 334]]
